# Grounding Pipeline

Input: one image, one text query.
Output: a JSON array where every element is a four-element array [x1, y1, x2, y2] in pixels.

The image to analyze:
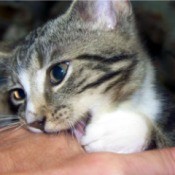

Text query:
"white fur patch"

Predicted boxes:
[[36, 69, 46, 94], [82, 109, 152, 153], [25, 105, 36, 123], [19, 72, 31, 98], [20, 69, 46, 124]]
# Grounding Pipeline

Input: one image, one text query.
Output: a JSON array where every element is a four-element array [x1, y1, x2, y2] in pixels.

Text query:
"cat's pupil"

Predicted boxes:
[[12, 89, 25, 101], [50, 62, 69, 85], [52, 66, 65, 80]]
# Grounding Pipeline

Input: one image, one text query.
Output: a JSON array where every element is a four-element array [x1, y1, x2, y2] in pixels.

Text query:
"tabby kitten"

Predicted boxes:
[[0, 0, 174, 153]]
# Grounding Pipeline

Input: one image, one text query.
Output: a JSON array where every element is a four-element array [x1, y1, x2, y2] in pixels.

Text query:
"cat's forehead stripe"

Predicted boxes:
[[76, 53, 137, 63]]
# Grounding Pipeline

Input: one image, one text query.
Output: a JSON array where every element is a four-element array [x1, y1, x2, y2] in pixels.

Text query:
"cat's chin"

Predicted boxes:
[[27, 126, 43, 134]]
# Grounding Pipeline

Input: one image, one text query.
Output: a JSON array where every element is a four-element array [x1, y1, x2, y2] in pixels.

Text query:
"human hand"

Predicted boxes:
[[0, 128, 84, 174], [23, 148, 175, 175], [0, 128, 175, 175]]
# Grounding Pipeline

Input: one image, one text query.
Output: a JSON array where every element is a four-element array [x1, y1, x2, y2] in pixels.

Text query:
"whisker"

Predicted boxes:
[[0, 115, 20, 124], [68, 120, 77, 141], [0, 116, 19, 121], [0, 117, 20, 128], [0, 123, 20, 132], [13, 122, 26, 132], [0, 122, 20, 127], [0, 78, 9, 82], [0, 114, 18, 117], [0, 121, 20, 127], [0, 115, 20, 123], [68, 121, 73, 135]]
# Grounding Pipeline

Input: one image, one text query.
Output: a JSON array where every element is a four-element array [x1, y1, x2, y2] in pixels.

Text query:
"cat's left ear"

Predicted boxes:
[[0, 44, 12, 86], [0, 51, 14, 115], [69, 0, 132, 31], [0, 43, 13, 58]]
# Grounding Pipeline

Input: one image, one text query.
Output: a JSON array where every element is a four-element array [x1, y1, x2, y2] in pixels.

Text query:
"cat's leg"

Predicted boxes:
[[81, 110, 155, 153]]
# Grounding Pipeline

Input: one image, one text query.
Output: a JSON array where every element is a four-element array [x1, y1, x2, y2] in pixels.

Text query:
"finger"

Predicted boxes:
[[36, 148, 175, 175], [0, 128, 84, 174], [4, 148, 175, 175], [121, 147, 175, 175]]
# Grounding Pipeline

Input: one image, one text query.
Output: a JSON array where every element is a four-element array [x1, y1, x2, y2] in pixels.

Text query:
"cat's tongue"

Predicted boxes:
[[73, 121, 86, 141]]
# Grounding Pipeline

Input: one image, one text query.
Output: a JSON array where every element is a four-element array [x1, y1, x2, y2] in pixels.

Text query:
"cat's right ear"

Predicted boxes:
[[0, 53, 14, 115], [68, 0, 133, 31], [0, 43, 13, 58], [0, 52, 9, 57], [0, 52, 11, 72], [0, 56, 10, 85]]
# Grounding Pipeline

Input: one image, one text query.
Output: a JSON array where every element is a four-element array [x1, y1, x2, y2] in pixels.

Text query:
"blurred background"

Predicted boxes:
[[0, 1, 175, 95]]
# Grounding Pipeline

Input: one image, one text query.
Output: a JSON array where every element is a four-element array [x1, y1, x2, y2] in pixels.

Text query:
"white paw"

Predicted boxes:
[[81, 110, 153, 153]]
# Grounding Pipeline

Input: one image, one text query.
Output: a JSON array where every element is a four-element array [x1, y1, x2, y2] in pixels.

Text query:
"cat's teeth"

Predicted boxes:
[[73, 129, 84, 141], [78, 121, 86, 132], [73, 121, 86, 141], [73, 113, 92, 141]]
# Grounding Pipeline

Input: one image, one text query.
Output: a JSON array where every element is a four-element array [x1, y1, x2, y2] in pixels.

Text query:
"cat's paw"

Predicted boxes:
[[81, 111, 153, 153]]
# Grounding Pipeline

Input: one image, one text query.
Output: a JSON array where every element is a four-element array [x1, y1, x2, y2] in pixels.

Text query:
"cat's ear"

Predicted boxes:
[[0, 44, 14, 114], [0, 55, 10, 82], [0, 43, 13, 58], [0, 54, 13, 115], [69, 0, 132, 30], [0, 55, 11, 75], [0, 46, 12, 86], [0, 52, 9, 58]]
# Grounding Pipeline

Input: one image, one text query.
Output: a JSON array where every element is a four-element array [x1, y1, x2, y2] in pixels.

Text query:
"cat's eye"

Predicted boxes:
[[49, 62, 69, 86], [10, 88, 26, 105]]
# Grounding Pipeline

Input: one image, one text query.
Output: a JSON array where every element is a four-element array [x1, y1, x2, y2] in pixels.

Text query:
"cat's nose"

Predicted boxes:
[[29, 117, 46, 131]]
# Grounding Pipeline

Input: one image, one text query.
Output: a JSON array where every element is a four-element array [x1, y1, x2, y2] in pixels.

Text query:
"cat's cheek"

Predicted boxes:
[[81, 111, 153, 153]]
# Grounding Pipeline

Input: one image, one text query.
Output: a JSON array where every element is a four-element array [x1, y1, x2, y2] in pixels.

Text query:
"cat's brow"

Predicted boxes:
[[77, 59, 138, 94], [76, 53, 137, 64], [49, 50, 68, 63], [78, 69, 124, 93]]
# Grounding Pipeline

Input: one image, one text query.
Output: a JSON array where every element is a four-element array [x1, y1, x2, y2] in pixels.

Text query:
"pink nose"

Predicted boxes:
[[29, 118, 46, 131]]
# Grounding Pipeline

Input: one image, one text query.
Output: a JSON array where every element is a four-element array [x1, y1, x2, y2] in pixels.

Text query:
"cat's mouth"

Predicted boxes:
[[71, 113, 91, 141], [26, 112, 91, 140]]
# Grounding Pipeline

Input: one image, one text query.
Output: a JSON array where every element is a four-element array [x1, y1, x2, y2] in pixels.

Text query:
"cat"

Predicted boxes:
[[0, 0, 175, 153]]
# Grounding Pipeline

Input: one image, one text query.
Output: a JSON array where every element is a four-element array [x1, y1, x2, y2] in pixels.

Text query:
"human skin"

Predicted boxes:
[[0, 128, 175, 175]]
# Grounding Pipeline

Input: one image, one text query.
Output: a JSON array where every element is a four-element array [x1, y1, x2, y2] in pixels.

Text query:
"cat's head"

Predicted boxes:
[[6, 0, 146, 136]]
